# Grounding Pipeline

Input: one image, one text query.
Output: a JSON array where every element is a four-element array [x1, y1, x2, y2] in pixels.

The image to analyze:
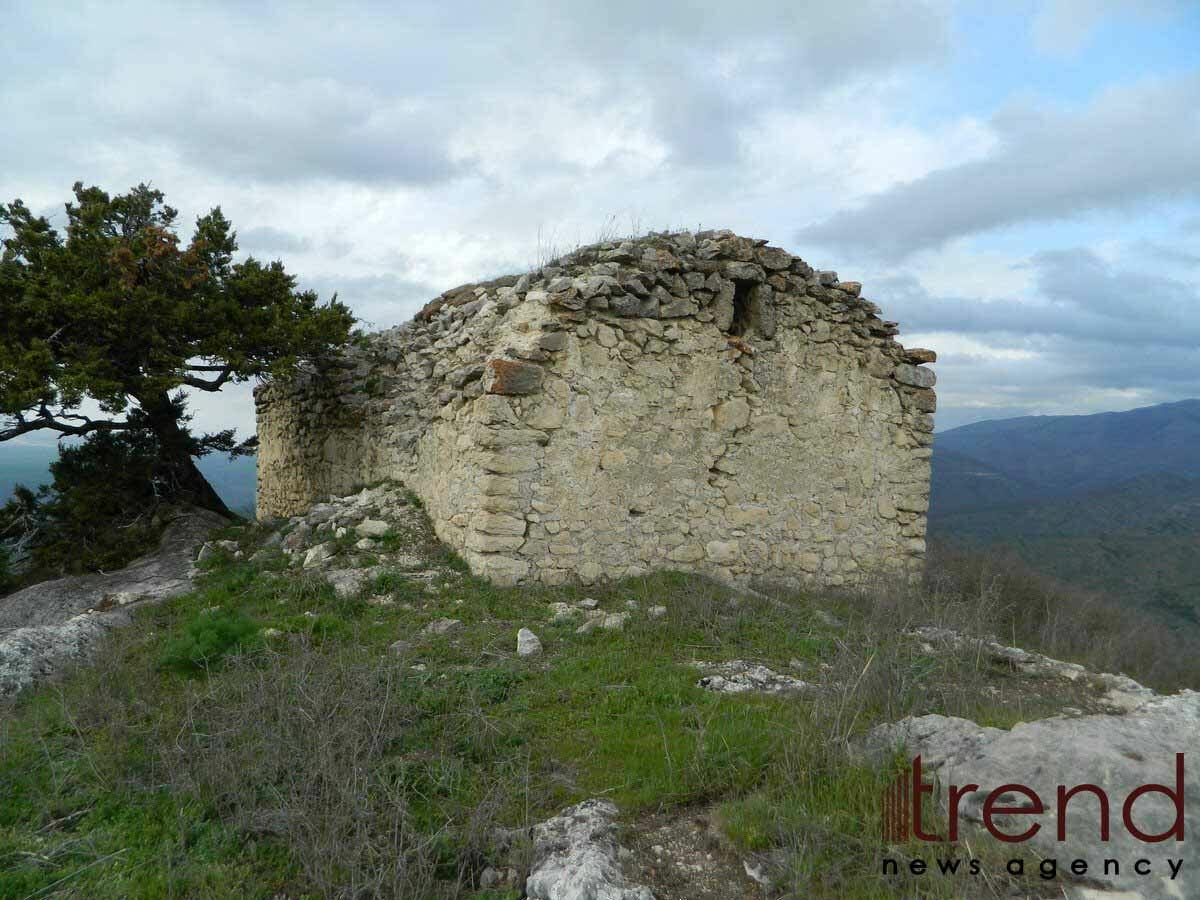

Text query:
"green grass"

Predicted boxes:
[[0, 517, 1125, 898], [160, 607, 262, 672]]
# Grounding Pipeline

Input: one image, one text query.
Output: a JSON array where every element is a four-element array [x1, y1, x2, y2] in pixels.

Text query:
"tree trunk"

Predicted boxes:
[[138, 392, 235, 519]]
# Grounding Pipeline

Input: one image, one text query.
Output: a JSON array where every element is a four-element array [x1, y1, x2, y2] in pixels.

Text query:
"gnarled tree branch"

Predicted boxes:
[[181, 366, 233, 391], [0, 411, 131, 441]]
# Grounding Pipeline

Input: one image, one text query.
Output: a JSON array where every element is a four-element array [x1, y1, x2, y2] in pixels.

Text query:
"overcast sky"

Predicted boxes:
[[3, 0, 1199, 442]]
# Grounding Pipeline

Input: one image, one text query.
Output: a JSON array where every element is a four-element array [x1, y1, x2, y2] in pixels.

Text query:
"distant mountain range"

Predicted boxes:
[[931, 399, 1200, 625]]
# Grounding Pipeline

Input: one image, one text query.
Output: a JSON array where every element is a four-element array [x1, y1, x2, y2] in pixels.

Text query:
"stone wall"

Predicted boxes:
[[255, 230, 936, 586]]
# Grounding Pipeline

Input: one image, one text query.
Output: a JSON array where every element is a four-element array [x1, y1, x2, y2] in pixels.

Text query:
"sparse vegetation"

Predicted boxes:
[[0, 508, 1194, 898], [926, 546, 1200, 691], [532, 215, 707, 270]]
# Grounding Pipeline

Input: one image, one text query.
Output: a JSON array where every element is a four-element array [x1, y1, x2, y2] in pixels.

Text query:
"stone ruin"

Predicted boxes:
[[255, 230, 936, 587]]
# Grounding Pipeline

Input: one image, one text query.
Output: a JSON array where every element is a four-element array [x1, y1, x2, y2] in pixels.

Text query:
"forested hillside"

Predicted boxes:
[[930, 400, 1200, 625]]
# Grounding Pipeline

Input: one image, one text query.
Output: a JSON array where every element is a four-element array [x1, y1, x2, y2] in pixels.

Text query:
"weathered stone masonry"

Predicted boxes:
[[255, 231, 936, 587]]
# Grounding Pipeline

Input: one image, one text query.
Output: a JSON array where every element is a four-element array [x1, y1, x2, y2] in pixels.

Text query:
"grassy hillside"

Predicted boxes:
[[2, 496, 1197, 898]]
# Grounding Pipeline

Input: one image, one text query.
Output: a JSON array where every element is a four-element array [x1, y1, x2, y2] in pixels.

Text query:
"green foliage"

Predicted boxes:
[[0, 431, 178, 586], [0, 182, 354, 512], [0, 543, 13, 594], [160, 608, 260, 673], [36, 432, 164, 571]]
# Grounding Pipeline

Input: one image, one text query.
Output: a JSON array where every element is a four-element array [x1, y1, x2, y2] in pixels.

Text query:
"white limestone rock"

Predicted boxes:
[[517, 627, 543, 657], [525, 799, 654, 900], [693, 660, 813, 695], [0, 507, 224, 697], [302, 542, 335, 569], [0, 614, 109, 698], [420, 617, 462, 637], [601, 612, 629, 631], [908, 626, 1158, 712], [324, 567, 382, 599], [356, 519, 390, 538], [548, 602, 578, 623]]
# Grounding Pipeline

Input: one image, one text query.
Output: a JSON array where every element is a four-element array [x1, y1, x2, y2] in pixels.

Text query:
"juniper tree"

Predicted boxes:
[[0, 182, 354, 516]]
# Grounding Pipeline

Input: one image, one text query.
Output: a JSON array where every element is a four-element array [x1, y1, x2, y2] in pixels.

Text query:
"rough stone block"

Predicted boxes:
[[483, 358, 544, 395], [894, 363, 936, 389], [474, 512, 527, 536], [713, 398, 751, 431], [727, 506, 769, 526], [705, 540, 740, 564]]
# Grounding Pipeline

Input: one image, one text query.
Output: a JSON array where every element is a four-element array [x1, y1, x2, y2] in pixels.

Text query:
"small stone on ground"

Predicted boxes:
[[517, 627, 543, 657]]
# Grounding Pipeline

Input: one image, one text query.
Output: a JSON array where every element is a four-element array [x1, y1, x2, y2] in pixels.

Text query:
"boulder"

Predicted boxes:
[[355, 519, 390, 538], [517, 627, 543, 657], [0, 506, 225, 697], [280, 522, 312, 552], [302, 543, 335, 569], [601, 612, 629, 631], [324, 567, 382, 598]]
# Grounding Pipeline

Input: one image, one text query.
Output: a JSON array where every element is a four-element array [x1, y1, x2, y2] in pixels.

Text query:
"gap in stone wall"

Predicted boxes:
[[729, 280, 755, 337]]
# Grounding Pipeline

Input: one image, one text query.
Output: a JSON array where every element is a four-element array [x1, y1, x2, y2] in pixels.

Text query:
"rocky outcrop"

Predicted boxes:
[[0, 506, 226, 697], [692, 659, 813, 694], [269, 483, 460, 590], [257, 230, 935, 588], [525, 799, 655, 900]]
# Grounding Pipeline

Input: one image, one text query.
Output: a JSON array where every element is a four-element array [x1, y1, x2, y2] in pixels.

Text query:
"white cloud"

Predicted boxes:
[[798, 73, 1200, 259], [2, 0, 1197, 444]]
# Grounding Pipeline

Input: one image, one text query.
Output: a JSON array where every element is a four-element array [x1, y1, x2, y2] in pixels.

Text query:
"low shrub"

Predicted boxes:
[[924, 546, 1200, 691], [160, 608, 260, 673]]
